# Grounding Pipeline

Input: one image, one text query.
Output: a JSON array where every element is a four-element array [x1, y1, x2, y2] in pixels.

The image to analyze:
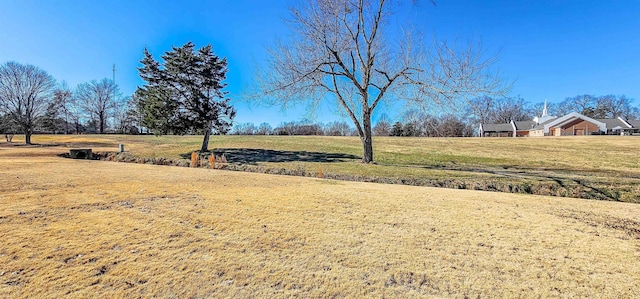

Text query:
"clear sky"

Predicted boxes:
[[1, 0, 639, 125]]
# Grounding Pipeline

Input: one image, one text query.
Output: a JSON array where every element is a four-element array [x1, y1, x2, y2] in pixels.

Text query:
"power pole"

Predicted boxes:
[[112, 64, 117, 134], [112, 64, 117, 100]]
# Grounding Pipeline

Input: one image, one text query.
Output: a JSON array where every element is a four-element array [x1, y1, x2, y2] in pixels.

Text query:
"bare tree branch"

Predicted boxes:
[[256, 0, 508, 162]]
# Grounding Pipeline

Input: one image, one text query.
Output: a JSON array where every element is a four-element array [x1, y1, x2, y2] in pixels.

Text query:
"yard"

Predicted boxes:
[[9, 134, 640, 202], [0, 136, 639, 297]]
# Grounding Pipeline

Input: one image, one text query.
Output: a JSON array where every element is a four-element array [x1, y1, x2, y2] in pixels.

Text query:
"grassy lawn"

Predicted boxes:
[[1, 144, 639, 297], [9, 134, 640, 202]]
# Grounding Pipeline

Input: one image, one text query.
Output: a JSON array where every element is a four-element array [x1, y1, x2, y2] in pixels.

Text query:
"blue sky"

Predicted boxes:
[[1, 0, 639, 125]]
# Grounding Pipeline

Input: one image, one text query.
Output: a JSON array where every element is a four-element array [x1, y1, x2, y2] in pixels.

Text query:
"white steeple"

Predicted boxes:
[[533, 99, 556, 124]]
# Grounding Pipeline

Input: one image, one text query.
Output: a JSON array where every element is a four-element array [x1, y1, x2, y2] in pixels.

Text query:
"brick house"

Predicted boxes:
[[479, 103, 638, 137]]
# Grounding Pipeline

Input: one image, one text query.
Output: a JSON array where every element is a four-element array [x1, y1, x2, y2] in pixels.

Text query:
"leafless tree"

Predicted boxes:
[[594, 95, 637, 119], [325, 121, 352, 136], [257, 122, 273, 135], [468, 96, 496, 124], [111, 96, 138, 134], [67, 96, 83, 134], [490, 96, 530, 123], [373, 113, 391, 136], [0, 61, 56, 144], [437, 114, 474, 137], [468, 96, 531, 124], [556, 94, 596, 116], [52, 82, 73, 134], [530, 101, 555, 117], [75, 78, 118, 134], [231, 122, 257, 135], [258, 0, 507, 162]]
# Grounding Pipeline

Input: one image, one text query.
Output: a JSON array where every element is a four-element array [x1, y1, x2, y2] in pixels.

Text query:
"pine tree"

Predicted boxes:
[[137, 42, 236, 152], [390, 122, 404, 137]]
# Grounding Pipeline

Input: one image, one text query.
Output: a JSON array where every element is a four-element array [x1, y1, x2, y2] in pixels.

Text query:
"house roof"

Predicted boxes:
[[529, 118, 556, 130], [481, 123, 513, 132], [513, 121, 537, 131], [541, 112, 606, 133], [480, 113, 640, 135], [596, 117, 632, 130], [628, 120, 640, 128]]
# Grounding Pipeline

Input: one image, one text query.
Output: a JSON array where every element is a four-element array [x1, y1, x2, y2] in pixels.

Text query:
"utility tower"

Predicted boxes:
[[112, 64, 117, 101]]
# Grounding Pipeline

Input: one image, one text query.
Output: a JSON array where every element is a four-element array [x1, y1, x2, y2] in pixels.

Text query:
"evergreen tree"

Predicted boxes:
[[133, 86, 185, 135], [390, 122, 404, 137], [137, 42, 236, 152], [402, 122, 419, 137]]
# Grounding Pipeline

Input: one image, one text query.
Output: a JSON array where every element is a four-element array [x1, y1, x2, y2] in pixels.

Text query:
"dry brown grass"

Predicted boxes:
[[190, 151, 198, 168], [1, 143, 640, 297], [7, 134, 640, 201], [208, 154, 215, 170]]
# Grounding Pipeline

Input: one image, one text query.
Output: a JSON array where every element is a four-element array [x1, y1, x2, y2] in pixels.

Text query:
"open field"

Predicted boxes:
[[7, 134, 640, 202], [1, 142, 640, 297]]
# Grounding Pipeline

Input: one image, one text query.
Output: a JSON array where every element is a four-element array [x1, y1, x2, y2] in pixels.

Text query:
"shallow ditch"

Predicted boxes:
[[59, 151, 640, 203]]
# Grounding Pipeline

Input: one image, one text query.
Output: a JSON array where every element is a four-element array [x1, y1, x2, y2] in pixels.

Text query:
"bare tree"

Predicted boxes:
[[468, 96, 496, 124], [51, 82, 73, 134], [67, 95, 83, 134], [373, 113, 391, 136], [257, 122, 273, 135], [490, 96, 531, 123], [111, 96, 138, 134], [468, 96, 531, 124], [594, 95, 636, 119], [325, 121, 352, 136], [437, 114, 474, 137], [258, 0, 506, 162], [530, 101, 556, 118], [75, 78, 118, 134], [557, 94, 596, 116], [231, 122, 257, 135], [0, 62, 56, 144]]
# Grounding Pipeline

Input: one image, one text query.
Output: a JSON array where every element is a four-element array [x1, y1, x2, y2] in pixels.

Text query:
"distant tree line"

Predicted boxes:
[[228, 94, 640, 138], [229, 115, 477, 137], [0, 61, 136, 143], [0, 43, 234, 147], [231, 121, 356, 136], [2, 59, 639, 143]]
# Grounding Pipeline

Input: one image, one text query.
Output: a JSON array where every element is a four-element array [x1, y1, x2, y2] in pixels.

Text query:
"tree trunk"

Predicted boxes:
[[25, 130, 32, 145], [200, 121, 213, 152], [99, 112, 105, 134], [361, 112, 374, 163]]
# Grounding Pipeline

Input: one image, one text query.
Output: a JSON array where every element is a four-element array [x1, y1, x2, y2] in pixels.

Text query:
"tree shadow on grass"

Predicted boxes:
[[180, 148, 360, 165]]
